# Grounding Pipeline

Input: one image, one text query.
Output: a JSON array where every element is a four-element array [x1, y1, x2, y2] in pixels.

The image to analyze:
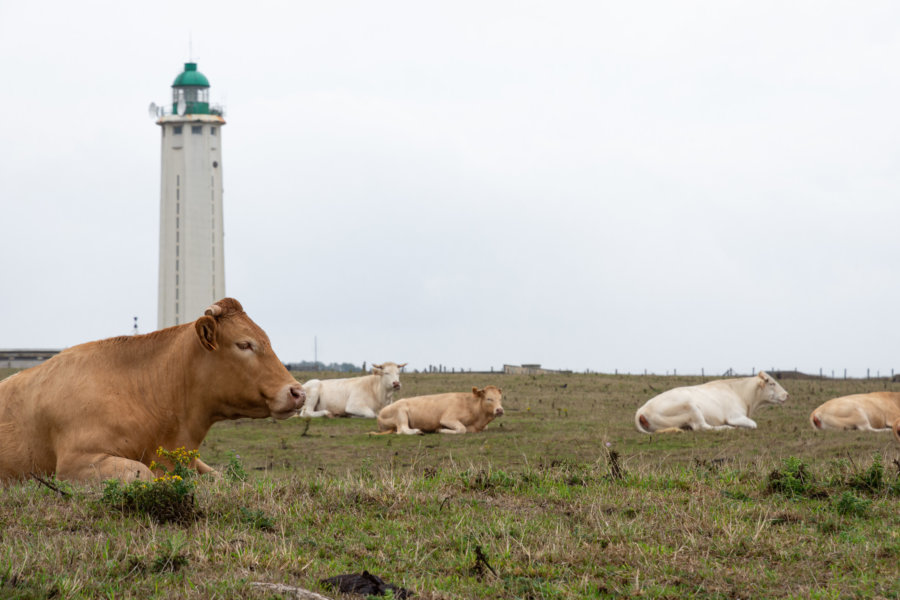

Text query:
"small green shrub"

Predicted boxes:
[[222, 451, 249, 482], [99, 447, 200, 524], [239, 507, 276, 531], [766, 457, 822, 498], [834, 491, 871, 518], [846, 456, 883, 493]]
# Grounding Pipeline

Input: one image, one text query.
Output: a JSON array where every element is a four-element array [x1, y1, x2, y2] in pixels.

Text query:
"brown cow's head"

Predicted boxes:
[[193, 298, 304, 420], [372, 361, 407, 391], [474, 385, 504, 417]]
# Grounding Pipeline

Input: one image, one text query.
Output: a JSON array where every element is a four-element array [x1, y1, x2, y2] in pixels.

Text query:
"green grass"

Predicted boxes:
[[1, 371, 899, 598]]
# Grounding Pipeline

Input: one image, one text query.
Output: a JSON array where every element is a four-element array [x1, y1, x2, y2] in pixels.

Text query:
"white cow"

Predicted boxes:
[[298, 362, 407, 418], [634, 371, 788, 433], [809, 392, 900, 432]]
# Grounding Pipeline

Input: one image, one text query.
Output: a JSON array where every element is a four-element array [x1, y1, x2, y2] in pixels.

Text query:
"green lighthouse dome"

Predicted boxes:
[[172, 62, 210, 88], [171, 62, 213, 115]]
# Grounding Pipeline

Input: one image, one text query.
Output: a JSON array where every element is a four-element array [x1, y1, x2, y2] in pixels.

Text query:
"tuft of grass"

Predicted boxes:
[[239, 507, 276, 532], [765, 456, 823, 498], [222, 450, 249, 483], [846, 455, 884, 493], [834, 491, 872, 517]]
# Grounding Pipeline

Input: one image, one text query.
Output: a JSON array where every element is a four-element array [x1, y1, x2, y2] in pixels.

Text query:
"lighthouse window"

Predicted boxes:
[[173, 126, 183, 135], [210, 127, 217, 136], [191, 126, 202, 135]]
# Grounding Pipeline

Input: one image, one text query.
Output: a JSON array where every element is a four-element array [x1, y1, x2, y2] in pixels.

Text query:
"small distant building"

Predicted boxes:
[[0, 349, 61, 369], [504, 363, 557, 375]]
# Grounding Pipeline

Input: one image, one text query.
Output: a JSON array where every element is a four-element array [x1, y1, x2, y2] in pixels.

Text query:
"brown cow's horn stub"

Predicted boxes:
[[203, 298, 244, 318]]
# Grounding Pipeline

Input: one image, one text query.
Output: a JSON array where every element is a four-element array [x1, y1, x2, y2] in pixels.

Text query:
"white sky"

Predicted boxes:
[[1, 1, 899, 376]]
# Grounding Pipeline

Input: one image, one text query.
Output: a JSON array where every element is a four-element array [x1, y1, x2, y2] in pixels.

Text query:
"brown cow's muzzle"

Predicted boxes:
[[495, 407, 504, 416], [291, 384, 305, 407]]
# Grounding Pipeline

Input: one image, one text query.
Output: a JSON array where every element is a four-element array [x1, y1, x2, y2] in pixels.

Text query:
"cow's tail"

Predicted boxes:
[[635, 412, 653, 434], [367, 429, 395, 436], [810, 411, 824, 430], [892, 417, 900, 444]]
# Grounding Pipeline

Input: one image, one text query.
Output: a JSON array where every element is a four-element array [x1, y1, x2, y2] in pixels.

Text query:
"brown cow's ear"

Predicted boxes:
[[473, 387, 484, 397], [195, 316, 218, 351]]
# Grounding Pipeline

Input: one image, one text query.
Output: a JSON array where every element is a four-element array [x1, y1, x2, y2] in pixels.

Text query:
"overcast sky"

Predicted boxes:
[[2, 1, 899, 376]]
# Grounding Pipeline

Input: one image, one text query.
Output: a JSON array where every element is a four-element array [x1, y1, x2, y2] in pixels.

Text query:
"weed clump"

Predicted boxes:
[[99, 447, 200, 524], [834, 491, 871, 517], [222, 451, 248, 482], [765, 457, 824, 499], [846, 455, 884, 493], [239, 507, 276, 531]]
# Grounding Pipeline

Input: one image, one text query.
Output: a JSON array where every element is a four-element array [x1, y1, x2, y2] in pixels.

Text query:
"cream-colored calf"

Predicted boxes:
[[375, 386, 504, 435]]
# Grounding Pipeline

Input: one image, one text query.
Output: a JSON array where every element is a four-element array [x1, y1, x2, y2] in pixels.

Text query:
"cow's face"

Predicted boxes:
[[475, 385, 504, 417], [757, 372, 789, 406], [373, 361, 406, 391], [194, 298, 304, 420]]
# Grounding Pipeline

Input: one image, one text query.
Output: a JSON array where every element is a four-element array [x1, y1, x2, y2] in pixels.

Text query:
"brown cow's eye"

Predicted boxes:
[[236, 341, 252, 351]]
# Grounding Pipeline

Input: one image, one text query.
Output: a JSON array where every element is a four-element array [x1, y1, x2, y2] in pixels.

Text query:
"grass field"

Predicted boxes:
[[1, 370, 899, 599]]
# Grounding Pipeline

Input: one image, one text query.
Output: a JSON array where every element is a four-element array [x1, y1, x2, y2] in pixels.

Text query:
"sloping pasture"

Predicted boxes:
[[1, 370, 899, 599]]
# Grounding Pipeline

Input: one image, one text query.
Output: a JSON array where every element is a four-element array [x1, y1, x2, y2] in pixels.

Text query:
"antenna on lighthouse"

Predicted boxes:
[[132, 316, 139, 335]]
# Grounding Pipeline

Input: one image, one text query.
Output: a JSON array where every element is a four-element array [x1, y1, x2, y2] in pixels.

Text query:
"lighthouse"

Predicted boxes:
[[154, 62, 226, 328]]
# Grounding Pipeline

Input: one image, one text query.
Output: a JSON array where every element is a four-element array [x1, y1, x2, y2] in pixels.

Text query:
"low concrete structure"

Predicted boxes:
[[504, 364, 559, 375], [0, 349, 61, 369]]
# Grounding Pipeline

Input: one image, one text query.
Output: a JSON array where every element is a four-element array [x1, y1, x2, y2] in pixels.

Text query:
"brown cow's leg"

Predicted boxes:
[[56, 453, 155, 483], [193, 458, 222, 479], [396, 408, 422, 435]]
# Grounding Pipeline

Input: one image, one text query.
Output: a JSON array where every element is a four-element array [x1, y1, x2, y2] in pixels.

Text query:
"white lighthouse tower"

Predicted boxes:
[[154, 62, 226, 328]]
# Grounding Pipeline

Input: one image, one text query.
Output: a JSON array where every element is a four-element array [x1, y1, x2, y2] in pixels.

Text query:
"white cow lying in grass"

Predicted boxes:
[[374, 386, 504, 435], [299, 362, 406, 418], [809, 392, 900, 432], [634, 371, 788, 433]]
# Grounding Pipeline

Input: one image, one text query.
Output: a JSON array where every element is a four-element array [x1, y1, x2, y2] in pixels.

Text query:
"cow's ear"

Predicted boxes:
[[195, 316, 218, 351], [473, 387, 484, 397], [398, 362, 408, 368]]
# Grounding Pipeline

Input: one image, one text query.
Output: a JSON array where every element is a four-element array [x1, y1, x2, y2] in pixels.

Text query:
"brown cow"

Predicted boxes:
[[809, 392, 900, 432], [0, 298, 304, 483], [375, 386, 504, 435]]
